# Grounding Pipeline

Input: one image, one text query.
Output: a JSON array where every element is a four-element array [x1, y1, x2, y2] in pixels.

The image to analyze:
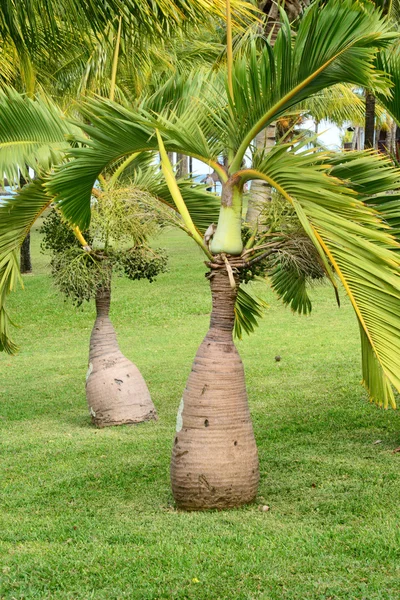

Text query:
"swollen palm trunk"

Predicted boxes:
[[86, 285, 157, 427], [171, 269, 259, 509]]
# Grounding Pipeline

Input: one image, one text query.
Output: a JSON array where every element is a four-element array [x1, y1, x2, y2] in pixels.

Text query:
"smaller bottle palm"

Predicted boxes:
[[40, 183, 168, 427]]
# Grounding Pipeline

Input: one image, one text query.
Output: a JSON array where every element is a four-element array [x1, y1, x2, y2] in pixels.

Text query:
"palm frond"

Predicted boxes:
[[0, 88, 77, 185], [234, 284, 268, 339], [269, 262, 311, 315], [268, 234, 326, 315], [243, 145, 400, 408], [300, 84, 366, 128], [229, 0, 396, 170], [366, 192, 400, 240], [0, 0, 257, 53], [0, 179, 52, 353], [46, 80, 227, 229]]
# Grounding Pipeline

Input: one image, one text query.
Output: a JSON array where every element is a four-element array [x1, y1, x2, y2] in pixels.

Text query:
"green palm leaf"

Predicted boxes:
[[234, 285, 268, 339], [229, 0, 396, 171], [0, 179, 52, 353], [0, 0, 256, 53], [267, 235, 326, 315], [269, 263, 311, 315], [0, 88, 77, 185], [243, 146, 400, 408], [299, 84, 367, 127], [366, 192, 400, 240], [45, 81, 228, 228]]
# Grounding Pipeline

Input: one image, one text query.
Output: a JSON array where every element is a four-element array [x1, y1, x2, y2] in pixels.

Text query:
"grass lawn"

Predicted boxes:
[[1, 224, 400, 600]]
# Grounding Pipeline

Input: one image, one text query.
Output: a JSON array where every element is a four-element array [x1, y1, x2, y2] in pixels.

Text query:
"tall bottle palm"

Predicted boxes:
[[5, 0, 400, 510]]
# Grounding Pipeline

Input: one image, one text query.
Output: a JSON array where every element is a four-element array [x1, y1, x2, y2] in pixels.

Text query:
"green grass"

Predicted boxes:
[[1, 225, 400, 599]]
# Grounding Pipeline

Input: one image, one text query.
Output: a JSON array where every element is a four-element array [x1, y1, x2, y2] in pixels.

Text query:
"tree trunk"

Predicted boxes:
[[364, 90, 376, 150], [246, 124, 276, 224], [386, 119, 396, 156], [20, 233, 32, 274], [171, 269, 259, 510], [351, 126, 360, 150], [86, 283, 157, 427], [19, 170, 32, 274], [176, 153, 188, 179]]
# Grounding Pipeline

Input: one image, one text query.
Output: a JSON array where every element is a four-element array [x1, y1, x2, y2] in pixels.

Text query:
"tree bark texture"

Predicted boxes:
[[176, 153, 188, 179], [86, 284, 157, 427], [259, 0, 310, 41], [246, 124, 276, 224], [20, 233, 32, 274], [364, 90, 376, 150], [385, 119, 396, 156], [171, 269, 259, 510], [19, 170, 32, 274]]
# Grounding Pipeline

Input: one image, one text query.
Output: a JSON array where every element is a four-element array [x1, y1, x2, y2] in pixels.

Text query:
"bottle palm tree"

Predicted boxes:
[[3, 0, 400, 510], [39, 187, 168, 427]]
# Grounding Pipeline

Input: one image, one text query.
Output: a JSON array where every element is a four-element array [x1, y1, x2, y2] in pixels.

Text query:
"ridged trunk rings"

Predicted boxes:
[[86, 285, 157, 427], [171, 269, 259, 509]]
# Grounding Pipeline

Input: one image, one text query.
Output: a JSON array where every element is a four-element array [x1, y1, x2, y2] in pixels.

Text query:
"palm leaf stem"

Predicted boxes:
[[157, 130, 212, 259], [226, 0, 234, 102], [108, 152, 140, 188], [73, 226, 90, 248], [109, 16, 122, 103], [98, 173, 107, 189], [188, 154, 227, 182]]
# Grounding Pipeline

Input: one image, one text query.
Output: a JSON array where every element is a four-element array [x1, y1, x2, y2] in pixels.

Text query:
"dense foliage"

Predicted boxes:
[[40, 197, 168, 307]]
